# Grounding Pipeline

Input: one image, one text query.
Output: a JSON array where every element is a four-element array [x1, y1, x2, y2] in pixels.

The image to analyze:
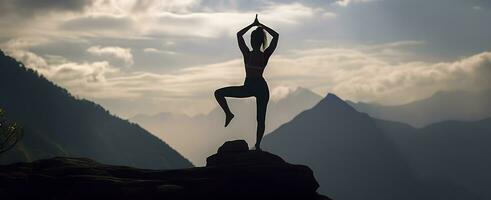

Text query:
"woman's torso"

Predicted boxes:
[[244, 51, 268, 78]]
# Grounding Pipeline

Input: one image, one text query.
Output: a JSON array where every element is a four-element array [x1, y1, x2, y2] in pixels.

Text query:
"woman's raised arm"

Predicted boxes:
[[237, 23, 254, 55], [261, 23, 279, 57]]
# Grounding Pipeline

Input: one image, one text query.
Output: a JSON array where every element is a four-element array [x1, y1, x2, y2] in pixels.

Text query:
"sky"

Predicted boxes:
[[1, 0, 490, 118]]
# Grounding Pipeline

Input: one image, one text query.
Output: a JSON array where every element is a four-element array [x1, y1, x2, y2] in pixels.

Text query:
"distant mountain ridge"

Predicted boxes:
[[349, 89, 491, 127], [376, 117, 491, 200], [263, 94, 427, 200], [131, 87, 322, 166], [0, 50, 192, 169], [263, 93, 491, 200]]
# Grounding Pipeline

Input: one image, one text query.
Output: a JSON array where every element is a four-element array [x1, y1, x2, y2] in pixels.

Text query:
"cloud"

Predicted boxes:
[[87, 46, 134, 66], [131, 0, 200, 13], [44, 60, 122, 99], [143, 48, 177, 55], [1, 38, 50, 69], [57, 45, 491, 106], [49, 61, 117, 83], [6, 49, 49, 69], [0, 1, 333, 45], [270, 86, 300, 101], [61, 14, 134, 31], [334, 0, 377, 7], [2, 45, 120, 98], [0, 0, 94, 17], [2, 0, 490, 117], [4, 37, 491, 116], [17, 0, 91, 11], [147, 2, 327, 38], [107, 44, 490, 107], [266, 47, 491, 105]]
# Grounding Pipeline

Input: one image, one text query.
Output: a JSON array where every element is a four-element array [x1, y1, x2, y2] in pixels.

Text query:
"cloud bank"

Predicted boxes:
[[87, 46, 134, 66], [1, 0, 490, 117], [4, 39, 490, 116]]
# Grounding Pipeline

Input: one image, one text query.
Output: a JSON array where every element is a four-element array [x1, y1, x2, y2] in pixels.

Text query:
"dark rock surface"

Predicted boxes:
[[207, 140, 285, 166], [0, 140, 330, 200]]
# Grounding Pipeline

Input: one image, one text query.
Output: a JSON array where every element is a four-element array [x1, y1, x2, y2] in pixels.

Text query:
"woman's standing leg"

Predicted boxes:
[[254, 86, 269, 150], [214, 86, 252, 127]]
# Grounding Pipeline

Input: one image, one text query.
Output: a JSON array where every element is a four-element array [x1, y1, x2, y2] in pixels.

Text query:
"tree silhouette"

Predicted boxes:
[[0, 108, 23, 154]]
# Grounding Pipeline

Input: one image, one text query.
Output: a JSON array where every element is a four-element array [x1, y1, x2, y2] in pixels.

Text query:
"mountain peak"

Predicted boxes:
[[302, 93, 358, 117], [320, 93, 352, 107], [325, 93, 343, 101]]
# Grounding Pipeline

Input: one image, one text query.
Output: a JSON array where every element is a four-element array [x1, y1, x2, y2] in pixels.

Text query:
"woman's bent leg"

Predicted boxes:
[[214, 86, 252, 127]]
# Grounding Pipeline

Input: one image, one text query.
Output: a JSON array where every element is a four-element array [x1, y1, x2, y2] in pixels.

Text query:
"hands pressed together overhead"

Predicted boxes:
[[252, 14, 263, 27]]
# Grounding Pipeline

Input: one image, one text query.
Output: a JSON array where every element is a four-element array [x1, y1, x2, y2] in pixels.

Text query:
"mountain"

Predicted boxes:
[[263, 93, 491, 199], [131, 87, 322, 166], [0, 140, 331, 200], [0, 50, 192, 169], [376, 118, 491, 200], [262, 94, 427, 200], [349, 89, 491, 127]]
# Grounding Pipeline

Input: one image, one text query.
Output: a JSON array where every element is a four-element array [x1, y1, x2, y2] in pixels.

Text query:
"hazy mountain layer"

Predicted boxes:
[[349, 89, 491, 127], [376, 118, 491, 200]]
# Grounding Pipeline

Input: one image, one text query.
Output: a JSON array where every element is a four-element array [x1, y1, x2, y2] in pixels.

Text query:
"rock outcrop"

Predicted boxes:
[[0, 140, 330, 200]]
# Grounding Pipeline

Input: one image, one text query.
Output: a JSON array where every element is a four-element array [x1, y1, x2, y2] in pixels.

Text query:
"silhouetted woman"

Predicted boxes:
[[214, 15, 279, 150]]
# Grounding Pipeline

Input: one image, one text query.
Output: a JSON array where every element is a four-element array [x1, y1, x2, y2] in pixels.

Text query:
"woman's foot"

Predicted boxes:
[[224, 112, 234, 127]]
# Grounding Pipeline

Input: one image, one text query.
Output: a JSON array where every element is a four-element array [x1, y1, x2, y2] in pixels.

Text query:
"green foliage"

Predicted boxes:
[[0, 108, 23, 154]]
